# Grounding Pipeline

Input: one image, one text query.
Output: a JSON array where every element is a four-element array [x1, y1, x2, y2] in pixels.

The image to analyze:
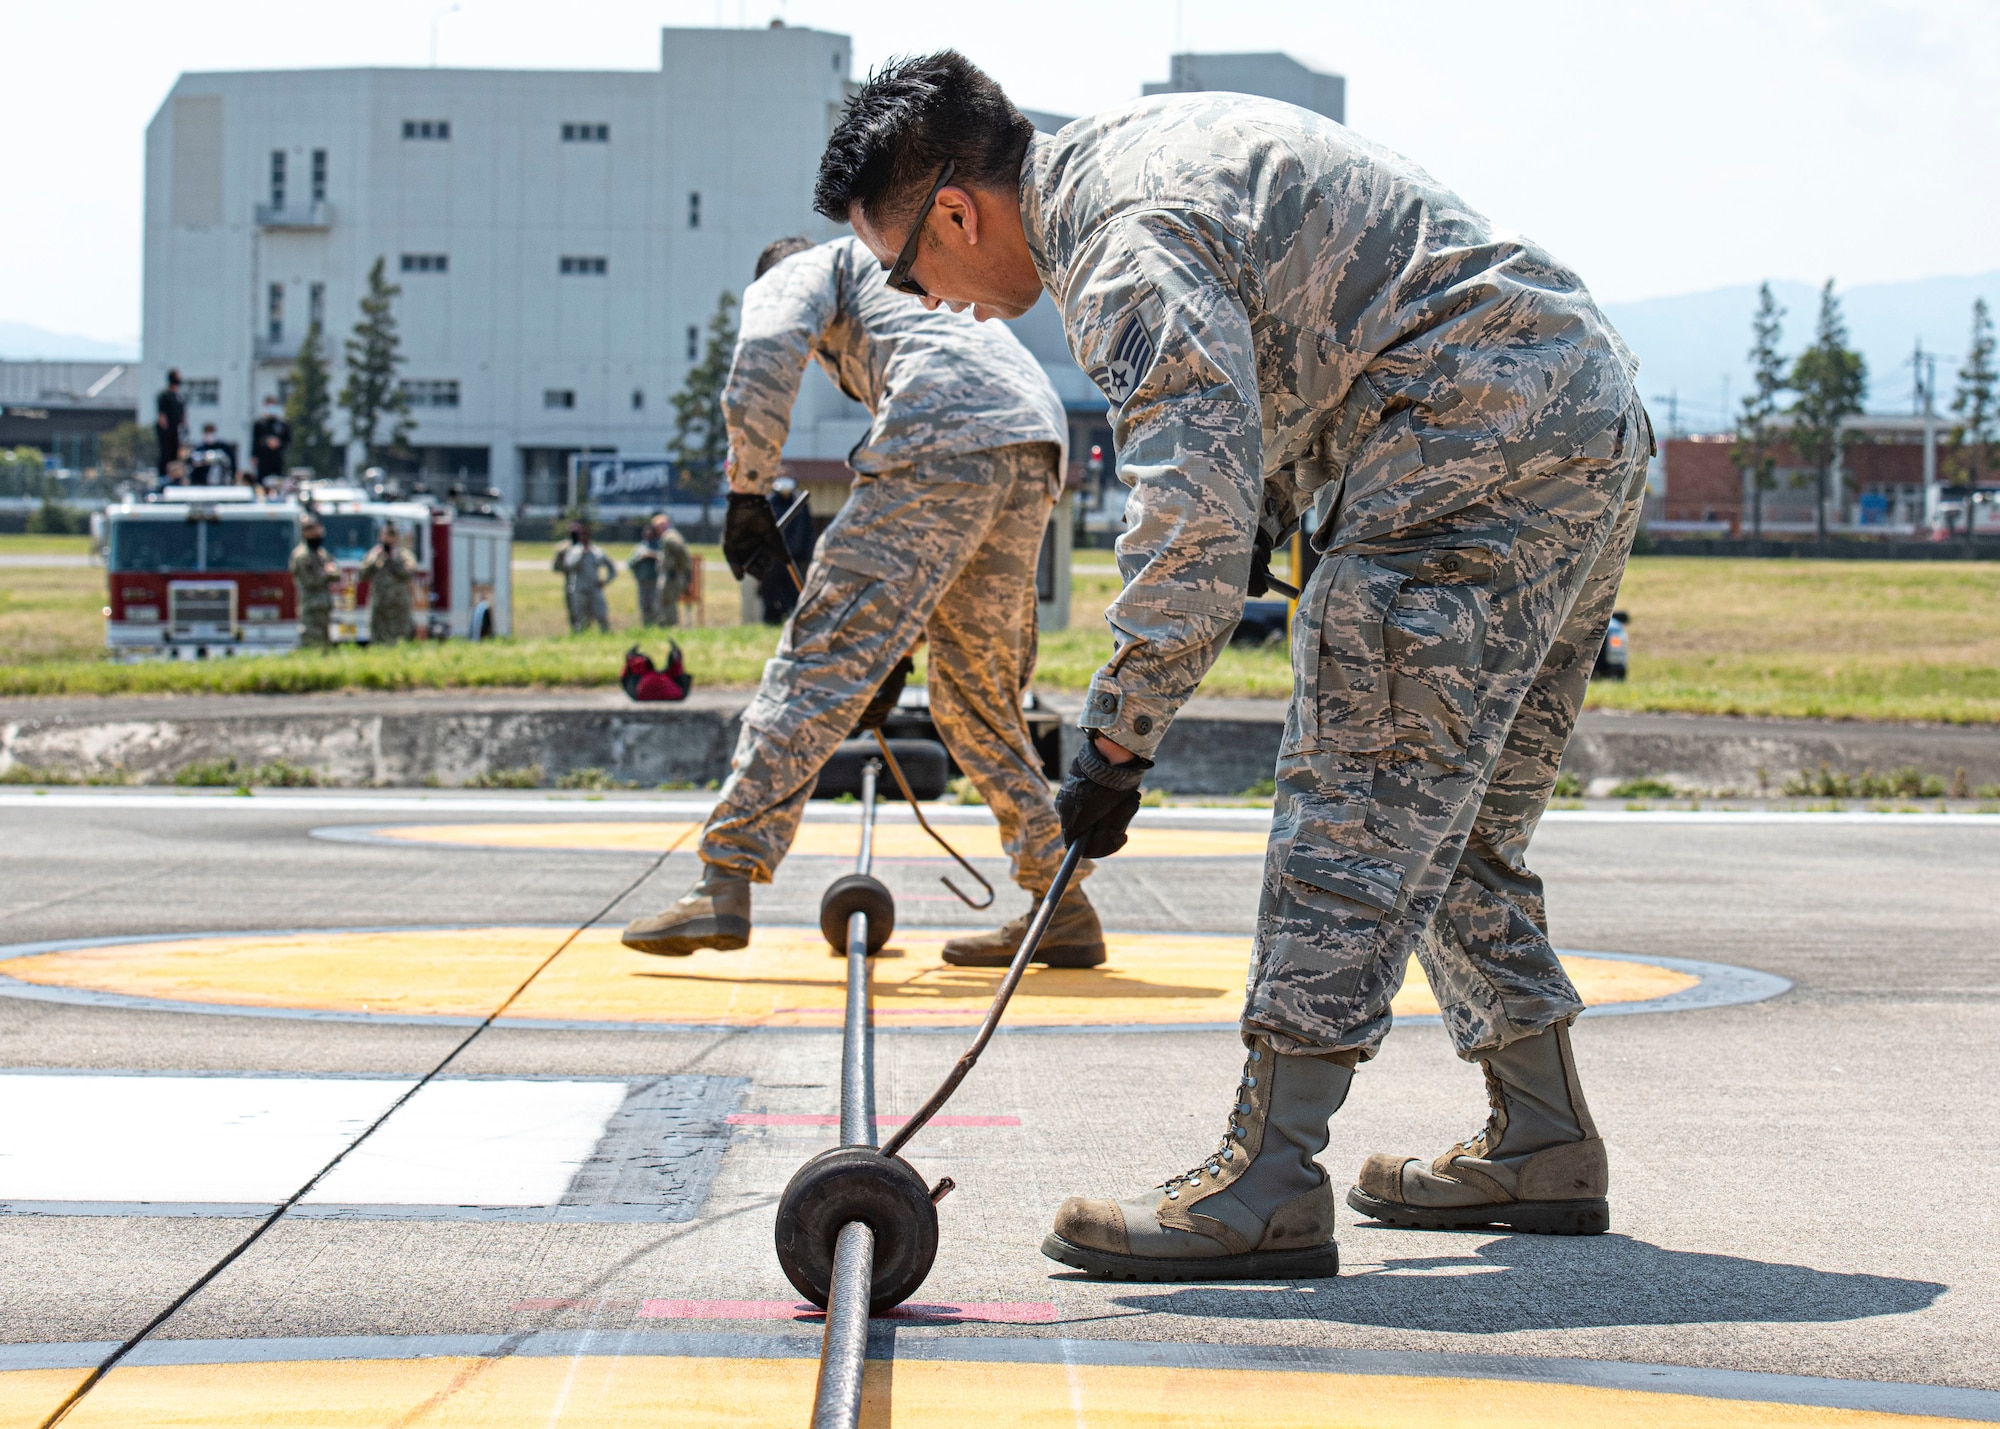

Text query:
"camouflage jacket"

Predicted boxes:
[[722, 236, 1067, 495], [359, 545, 417, 609], [1021, 94, 1640, 758], [553, 541, 615, 596], [289, 543, 338, 609]]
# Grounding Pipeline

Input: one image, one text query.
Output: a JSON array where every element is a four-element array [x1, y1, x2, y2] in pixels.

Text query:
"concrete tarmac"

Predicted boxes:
[[2, 789, 1997, 1426]]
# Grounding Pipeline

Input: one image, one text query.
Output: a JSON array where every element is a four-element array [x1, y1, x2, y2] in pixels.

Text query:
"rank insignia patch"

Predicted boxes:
[[1089, 313, 1155, 406]]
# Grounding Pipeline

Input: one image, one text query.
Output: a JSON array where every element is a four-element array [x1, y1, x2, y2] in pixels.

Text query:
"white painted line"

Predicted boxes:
[[305, 1080, 627, 1207], [0, 1074, 410, 1203], [0, 1074, 624, 1208]]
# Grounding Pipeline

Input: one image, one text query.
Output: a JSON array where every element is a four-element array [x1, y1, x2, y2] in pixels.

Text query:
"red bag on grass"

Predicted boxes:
[[621, 644, 692, 702]]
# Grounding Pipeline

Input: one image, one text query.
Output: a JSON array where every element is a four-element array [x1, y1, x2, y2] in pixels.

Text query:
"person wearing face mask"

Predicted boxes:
[[290, 516, 340, 649], [360, 522, 418, 646]]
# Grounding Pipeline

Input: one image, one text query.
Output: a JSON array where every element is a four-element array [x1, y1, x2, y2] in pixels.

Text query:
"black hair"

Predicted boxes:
[[813, 50, 1032, 227], [755, 235, 815, 279], [167, 368, 181, 384]]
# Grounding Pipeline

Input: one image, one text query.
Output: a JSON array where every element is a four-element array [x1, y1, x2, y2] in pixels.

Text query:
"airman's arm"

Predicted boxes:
[[722, 246, 841, 496]]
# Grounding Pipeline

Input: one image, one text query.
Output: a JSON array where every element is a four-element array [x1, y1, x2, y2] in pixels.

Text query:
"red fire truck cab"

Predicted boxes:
[[299, 483, 512, 643], [103, 488, 302, 659]]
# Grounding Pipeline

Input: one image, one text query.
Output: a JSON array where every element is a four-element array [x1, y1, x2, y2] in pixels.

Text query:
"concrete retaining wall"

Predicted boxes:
[[2, 690, 1996, 795]]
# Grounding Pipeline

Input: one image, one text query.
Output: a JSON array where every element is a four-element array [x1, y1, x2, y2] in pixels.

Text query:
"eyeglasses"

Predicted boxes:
[[884, 160, 955, 297]]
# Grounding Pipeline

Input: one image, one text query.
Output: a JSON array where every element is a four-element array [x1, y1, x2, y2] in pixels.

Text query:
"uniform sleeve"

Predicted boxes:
[[1063, 212, 1262, 760], [722, 247, 841, 495]]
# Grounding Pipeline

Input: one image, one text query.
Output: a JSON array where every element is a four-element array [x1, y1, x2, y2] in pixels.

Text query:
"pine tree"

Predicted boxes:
[[1787, 280, 1868, 543], [1730, 282, 1787, 539], [284, 320, 341, 480], [669, 290, 739, 530], [1947, 297, 1996, 537], [338, 257, 414, 469]]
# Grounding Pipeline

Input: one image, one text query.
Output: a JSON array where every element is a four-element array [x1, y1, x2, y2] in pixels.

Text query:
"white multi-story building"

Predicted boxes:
[[140, 33, 1344, 513], [140, 24, 1098, 509]]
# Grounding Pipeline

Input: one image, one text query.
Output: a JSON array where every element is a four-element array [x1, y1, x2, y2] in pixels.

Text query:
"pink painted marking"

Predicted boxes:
[[725, 1113, 1019, 1127], [637, 1299, 1056, 1324]]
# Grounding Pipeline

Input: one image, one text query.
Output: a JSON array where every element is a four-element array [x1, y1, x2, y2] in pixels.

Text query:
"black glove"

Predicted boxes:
[[723, 491, 791, 583], [857, 654, 914, 731], [1247, 528, 1276, 598], [1056, 739, 1151, 858]]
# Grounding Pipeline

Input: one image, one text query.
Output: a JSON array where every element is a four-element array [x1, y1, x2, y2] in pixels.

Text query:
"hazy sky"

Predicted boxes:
[[4, 0, 1994, 347]]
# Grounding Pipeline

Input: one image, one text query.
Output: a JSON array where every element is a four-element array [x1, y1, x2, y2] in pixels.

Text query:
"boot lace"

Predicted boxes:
[[1159, 1046, 1262, 1201]]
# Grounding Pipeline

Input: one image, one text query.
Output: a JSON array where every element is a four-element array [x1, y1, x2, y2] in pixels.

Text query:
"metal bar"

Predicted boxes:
[[809, 1219, 875, 1429], [871, 728, 995, 910], [814, 762, 882, 1427], [878, 839, 1087, 1162]]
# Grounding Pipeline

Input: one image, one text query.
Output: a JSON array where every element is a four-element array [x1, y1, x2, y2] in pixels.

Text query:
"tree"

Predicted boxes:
[[338, 257, 414, 469], [286, 320, 341, 480], [668, 289, 738, 532], [95, 422, 149, 478], [1787, 280, 1868, 543], [1947, 297, 1996, 538], [1731, 282, 1787, 540]]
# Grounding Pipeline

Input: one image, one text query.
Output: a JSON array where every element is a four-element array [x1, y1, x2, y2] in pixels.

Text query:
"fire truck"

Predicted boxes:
[[102, 488, 303, 659], [298, 483, 512, 643]]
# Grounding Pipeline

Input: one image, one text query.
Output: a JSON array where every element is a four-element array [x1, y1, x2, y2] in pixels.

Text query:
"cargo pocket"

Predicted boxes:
[[1285, 553, 1408, 757], [1282, 831, 1407, 926]]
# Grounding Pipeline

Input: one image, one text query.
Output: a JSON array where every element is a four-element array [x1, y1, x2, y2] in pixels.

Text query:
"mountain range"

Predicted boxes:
[[1601, 271, 1999, 435]]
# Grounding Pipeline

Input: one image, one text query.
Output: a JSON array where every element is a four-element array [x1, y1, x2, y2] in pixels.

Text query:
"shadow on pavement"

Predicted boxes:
[[1091, 1234, 1946, 1332]]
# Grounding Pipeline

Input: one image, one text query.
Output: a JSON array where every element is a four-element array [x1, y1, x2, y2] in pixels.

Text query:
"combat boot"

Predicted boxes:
[[1041, 1036, 1350, 1280], [620, 868, 751, 955], [940, 884, 1105, 969], [1346, 1020, 1609, 1235]]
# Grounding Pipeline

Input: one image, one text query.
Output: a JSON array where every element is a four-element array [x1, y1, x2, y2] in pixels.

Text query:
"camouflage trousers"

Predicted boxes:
[[1245, 400, 1652, 1060], [701, 442, 1071, 891], [566, 588, 609, 633]]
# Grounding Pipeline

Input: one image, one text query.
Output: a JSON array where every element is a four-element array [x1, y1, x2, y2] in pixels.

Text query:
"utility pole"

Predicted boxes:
[[1913, 340, 1940, 536]]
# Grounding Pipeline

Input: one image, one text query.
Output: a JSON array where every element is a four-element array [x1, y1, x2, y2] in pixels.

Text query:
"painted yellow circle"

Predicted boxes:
[[365, 821, 1271, 858], [0, 928, 1695, 1029], [12, 1355, 1970, 1428]]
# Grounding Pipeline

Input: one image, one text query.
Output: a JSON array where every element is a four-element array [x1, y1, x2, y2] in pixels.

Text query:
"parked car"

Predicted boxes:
[[1595, 609, 1630, 680]]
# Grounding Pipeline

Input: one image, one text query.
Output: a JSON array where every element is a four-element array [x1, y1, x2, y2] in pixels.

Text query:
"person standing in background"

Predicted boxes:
[[290, 515, 339, 649], [553, 522, 616, 633], [154, 370, 185, 479], [656, 512, 694, 627], [629, 519, 665, 626], [360, 522, 418, 646], [251, 395, 291, 491], [757, 474, 819, 624]]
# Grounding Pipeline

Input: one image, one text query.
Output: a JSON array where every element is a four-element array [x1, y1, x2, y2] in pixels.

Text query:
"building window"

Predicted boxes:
[[559, 255, 607, 275], [561, 123, 609, 142], [267, 283, 284, 345], [311, 149, 327, 203], [685, 325, 698, 361], [187, 379, 220, 406], [401, 379, 461, 409], [402, 119, 451, 140], [544, 389, 576, 410], [308, 282, 325, 329], [631, 389, 644, 410], [688, 191, 701, 229], [268, 150, 286, 209], [401, 253, 449, 273]]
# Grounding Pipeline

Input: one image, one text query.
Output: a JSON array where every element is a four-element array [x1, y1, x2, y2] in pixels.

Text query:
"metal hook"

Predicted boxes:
[[872, 728, 996, 910]]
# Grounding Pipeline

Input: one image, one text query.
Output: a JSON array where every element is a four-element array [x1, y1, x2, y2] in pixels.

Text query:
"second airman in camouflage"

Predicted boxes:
[[360, 523, 418, 646], [290, 516, 339, 649], [620, 234, 1104, 969], [823, 54, 1649, 1279]]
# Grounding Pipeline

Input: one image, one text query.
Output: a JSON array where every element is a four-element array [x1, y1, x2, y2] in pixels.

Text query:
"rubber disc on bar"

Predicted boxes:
[[774, 1146, 938, 1312], [819, 874, 895, 954]]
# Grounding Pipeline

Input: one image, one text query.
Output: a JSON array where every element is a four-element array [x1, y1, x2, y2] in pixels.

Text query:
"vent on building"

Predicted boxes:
[[171, 96, 224, 227], [544, 389, 576, 409], [401, 379, 460, 409], [401, 253, 449, 273], [402, 119, 451, 140], [559, 256, 607, 275], [561, 123, 609, 142]]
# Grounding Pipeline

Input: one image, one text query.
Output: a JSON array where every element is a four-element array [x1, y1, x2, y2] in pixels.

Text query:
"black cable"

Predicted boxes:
[[34, 824, 696, 1429]]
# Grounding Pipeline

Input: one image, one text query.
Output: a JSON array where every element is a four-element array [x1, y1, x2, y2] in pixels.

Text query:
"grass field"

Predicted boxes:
[[3, 536, 1996, 723]]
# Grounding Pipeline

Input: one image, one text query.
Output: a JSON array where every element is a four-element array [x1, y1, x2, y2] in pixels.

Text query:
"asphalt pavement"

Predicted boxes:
[[1, 789, 1997, 1426]]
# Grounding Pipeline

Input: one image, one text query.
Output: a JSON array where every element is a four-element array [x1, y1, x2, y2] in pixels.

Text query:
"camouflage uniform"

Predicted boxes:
[[1025, 95, 1649, 1059], [554, 540, 615, 633], [289, 542, 338, 648], [629, 537, 664, 625], [359, 543, 418, 646], [700, 236, 1070, 891], [657, 528, 693, 627]]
